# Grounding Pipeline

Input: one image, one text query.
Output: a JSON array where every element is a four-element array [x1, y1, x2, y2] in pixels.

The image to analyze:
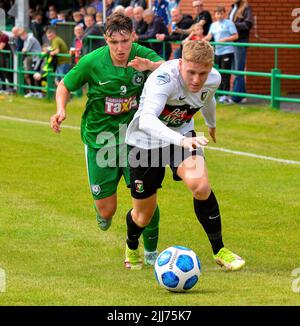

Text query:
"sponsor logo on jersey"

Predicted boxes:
[[135, 180, 144, 193], [159, 104, 202, 127], [132, 72, 145, 86], [91, 184, 101, 195], [105, 96, 138, 115], [156, 72, 171, 85]]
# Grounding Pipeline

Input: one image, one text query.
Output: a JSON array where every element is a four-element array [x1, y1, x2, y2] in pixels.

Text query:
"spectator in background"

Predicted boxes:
[[73, 11, 85, 28], [130, 0, 146, 9], [86, 6, 98, 17], [79, 7, 87, 16], [192, 0, 212, 35], [177, 0, 212, 38], [204, 6, 238, 105], [124, 6, 133, 19], [113, 5, 125, 14], [10, 27, 24, 53], [82, 14, 105, 55], [46, 28, 70, 85], [96, 12, 103, 26], [168, 0, 180, 12], [50, 12, 66, 26], [70, 25, 84, 65], [124, 6, 134, 19], [90, 0, 103, 13], [105, 0, 116, 18], [30, 12, 45, 45], [153, 0, 170, 26], [133, 6, 147, 35], [136, 9, 172, 60], [19, 28, 42, 97], [228, 0, 253, 103], [156, 8, 193, 58], [33, 43, 57, 98], [182, 22, 205, 43], [0, 30, 13, 93], [48, 8, 58, 25]]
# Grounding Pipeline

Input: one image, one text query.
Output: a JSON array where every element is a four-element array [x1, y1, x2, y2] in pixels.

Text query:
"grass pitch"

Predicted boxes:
[[0, 95, 299, 306]]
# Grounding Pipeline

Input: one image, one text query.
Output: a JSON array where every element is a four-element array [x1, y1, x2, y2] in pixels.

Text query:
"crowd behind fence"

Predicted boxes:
[[1, 37, 300, 109]]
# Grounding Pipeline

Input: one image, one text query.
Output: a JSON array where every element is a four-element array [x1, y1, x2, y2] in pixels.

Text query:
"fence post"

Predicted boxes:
[[46, 73, 54, 100], [270, 68, 281, 109], [17, 52, 24, 95]]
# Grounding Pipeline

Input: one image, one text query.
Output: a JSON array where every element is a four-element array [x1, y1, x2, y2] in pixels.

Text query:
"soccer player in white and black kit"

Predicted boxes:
[[124, 40, 245, 271]]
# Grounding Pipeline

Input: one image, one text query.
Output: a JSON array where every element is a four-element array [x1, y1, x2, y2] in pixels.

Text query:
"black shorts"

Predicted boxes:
[[129, 130, 204, 199]]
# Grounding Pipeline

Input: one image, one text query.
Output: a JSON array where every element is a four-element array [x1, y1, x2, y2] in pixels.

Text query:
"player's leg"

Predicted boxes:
[[125, 147, 165, 269], [85, 145, 121, 231], [142, 206, 160, 265], [125, 194, 158, 270], [176, 153, 245, 271], [94, 194, 117, 231], [123, 165, 160, 265]]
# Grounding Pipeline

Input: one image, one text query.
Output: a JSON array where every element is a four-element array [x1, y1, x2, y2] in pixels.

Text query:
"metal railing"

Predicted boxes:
[[1, 39, 300, 109]]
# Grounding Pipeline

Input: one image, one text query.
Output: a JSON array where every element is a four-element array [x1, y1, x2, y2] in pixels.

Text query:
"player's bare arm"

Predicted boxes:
[[50, 80, 70, 133], [208, 127, 216, 143], [127, 56, 164, 72]]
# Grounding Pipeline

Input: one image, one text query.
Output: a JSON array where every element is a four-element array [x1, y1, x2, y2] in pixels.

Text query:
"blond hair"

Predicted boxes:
[[182, 40, 214, 66]]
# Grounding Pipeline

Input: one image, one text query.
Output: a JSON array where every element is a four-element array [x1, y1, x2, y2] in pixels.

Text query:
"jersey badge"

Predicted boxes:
[[201, 90, 209, 101], [132, 72, 145, 86], [156, 72, 171, 85]]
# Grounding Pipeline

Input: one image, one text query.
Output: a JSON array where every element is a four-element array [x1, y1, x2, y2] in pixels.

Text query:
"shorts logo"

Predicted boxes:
[[135, 180, 144, 193], [105, 96, 138, 115], [156, 72, 171, 85], [132, 72, 144, 86], [91, 184, 101, 195]]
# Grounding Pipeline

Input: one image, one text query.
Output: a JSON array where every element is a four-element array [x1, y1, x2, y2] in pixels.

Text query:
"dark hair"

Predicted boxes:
[[104, 13, 133, 37]]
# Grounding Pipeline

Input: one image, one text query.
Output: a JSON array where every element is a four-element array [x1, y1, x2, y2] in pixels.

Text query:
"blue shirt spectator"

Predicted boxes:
[[153, 0, 170, 26], [207, 16, 237, 55]]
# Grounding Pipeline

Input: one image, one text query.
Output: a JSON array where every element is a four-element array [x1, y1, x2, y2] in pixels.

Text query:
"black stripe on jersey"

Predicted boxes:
[[159, 104, 203, 127]]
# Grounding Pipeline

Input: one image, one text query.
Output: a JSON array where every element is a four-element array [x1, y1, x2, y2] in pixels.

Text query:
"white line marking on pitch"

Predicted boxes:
[[1, 114, 300, 165]]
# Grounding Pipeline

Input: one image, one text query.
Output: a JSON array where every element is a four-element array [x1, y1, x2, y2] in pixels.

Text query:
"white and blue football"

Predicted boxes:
[[154, 246, 201, 292]]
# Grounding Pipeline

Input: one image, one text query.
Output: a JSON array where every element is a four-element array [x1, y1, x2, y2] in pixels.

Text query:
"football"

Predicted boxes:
[[154, 246, 201, 292]]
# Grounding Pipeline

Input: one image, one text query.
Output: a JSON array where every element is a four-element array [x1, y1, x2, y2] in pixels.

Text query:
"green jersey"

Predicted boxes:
[[63, 43, 162, 149]]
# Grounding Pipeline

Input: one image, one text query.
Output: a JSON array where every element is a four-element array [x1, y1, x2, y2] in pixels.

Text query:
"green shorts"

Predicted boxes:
[[85, 145, 130, 200]]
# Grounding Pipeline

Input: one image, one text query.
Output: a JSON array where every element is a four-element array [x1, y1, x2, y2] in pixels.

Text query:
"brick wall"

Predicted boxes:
[[179, 0, 300, 95]]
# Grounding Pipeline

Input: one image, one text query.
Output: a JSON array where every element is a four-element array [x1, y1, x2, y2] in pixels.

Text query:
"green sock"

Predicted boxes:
[[142, 206, 160, 252]]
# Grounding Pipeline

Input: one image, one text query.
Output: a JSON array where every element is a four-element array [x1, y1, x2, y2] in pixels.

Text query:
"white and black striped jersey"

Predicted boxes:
[[125, 59, 221, 149]]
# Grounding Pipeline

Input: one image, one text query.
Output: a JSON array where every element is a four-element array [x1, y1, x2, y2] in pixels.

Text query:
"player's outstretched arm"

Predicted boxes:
[[50, 80, 70, 133], [127, 56, 164, 72]]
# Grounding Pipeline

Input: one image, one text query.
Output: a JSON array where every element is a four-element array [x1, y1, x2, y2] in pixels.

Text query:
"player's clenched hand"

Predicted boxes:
[[127, 56, 150, 71], [208, 127, 216, 143], [50, 111, 66, 133], [180, 136, 209, 151]]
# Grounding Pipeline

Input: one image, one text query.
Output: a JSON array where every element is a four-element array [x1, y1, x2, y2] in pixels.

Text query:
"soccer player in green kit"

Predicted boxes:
[[50, 13, 164, 268]]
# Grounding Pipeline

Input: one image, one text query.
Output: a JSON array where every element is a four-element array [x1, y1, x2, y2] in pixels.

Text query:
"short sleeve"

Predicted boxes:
[[63, 55, 90, 91], [136, 44, 163, 63]]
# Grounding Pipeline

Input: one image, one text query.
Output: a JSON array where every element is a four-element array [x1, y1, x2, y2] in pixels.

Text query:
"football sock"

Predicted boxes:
[[193, 191, 224, 255], [126, 210, 145, 250], [143, 206, 160, 252]]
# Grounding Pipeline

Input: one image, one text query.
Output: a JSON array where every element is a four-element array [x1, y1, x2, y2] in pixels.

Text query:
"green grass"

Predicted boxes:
[[0, 95, 300, 306]]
